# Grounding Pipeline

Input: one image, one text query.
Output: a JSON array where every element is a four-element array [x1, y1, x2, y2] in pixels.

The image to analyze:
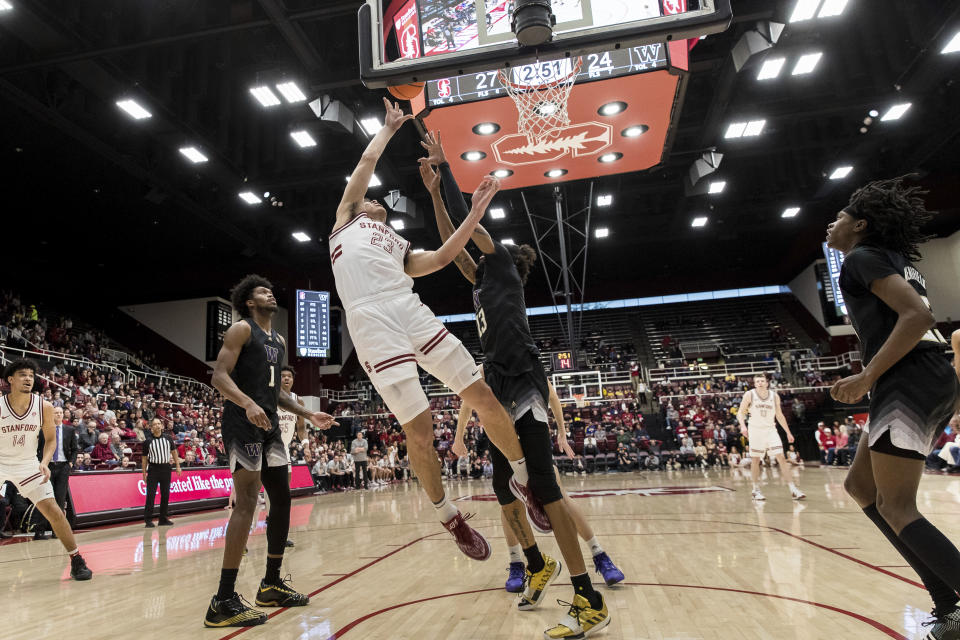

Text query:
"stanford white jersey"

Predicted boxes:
[[0, 393, 42, 464], [278, 391, 298, 452], [747, 389, 777, 430], [330, 213, 413, 309]]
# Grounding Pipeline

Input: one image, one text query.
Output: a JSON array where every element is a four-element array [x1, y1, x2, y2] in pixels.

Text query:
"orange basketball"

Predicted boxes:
[[388, 82, 425, 101]]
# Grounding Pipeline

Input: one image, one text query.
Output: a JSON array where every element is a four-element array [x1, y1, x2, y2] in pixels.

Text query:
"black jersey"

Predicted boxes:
[[223, 318, 285, 429], [473, 242, 540, 376], [839, 244, 946, 366]]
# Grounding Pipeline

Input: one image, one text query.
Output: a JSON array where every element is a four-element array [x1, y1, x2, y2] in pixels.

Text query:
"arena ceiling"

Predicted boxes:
[[2, 0, 959, 316]]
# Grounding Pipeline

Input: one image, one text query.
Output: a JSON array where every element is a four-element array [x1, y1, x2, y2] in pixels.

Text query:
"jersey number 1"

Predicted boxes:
[[268, 365, 276, 387]]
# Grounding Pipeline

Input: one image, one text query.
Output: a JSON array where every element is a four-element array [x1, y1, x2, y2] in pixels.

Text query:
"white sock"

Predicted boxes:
[[508, 544, 524, 563], [67, 548, 78, 556], [433, 495, 459, 522], [509, 458, 529, 485], [586, 536, 603, 556], [789, 482, 799, 492], [753, 484, 760, 492]]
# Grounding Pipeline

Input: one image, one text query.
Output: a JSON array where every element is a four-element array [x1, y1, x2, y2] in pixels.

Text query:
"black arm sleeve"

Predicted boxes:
[[438, 162, 470, 224]]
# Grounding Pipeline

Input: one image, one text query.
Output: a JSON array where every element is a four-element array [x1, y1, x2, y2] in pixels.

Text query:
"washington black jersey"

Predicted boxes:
[[222, 318, 285, 429], [473, 242, 540, 376], [839, 244, 946, 366]]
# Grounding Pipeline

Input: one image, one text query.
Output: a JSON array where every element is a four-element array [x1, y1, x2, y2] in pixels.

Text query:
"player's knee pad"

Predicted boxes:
[[492, 468, 515, 505], [260, 464, 291, 511]]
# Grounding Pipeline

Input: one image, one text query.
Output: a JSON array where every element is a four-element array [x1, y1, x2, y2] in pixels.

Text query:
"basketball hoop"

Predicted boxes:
[[498, 57, 582, 145], [572, 392, 586, 408]]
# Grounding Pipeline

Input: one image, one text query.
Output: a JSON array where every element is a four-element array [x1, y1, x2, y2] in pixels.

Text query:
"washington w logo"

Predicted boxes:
[[264, 345, 279, 363]]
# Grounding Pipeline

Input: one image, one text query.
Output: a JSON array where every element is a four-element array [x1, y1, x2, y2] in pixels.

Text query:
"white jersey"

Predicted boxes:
[[747, 389, 777, 430], [330, 213, 413, 310], [0, 393, 43, 464], [278, 391, 299, 457]]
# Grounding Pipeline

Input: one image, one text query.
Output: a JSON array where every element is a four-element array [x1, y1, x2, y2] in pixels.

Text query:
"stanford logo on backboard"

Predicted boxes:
[[437, 78, 452, 98], [492, 122, 612, 166]]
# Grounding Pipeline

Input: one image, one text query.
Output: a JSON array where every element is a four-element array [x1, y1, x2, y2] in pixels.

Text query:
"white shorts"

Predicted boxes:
[[1, 461, 55, 505], [347, 292, 481, 424], [748, 427, 784, 455]]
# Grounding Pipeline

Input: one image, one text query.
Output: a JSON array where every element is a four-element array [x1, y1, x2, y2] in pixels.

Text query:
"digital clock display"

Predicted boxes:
[[551, 351, 576, 371]]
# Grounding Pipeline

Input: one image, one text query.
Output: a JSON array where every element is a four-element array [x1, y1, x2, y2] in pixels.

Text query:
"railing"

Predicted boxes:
[[797, 351, 861, 371], [126, 368, 214, 393], [0, 344, 126, 383], [95, 392, 214, 412], [648, 359, 782, 382], [0, 350, 74, 398], [656, 384, 833, 405], [724, 348, 814, 361], [323, 388, 370, 402]]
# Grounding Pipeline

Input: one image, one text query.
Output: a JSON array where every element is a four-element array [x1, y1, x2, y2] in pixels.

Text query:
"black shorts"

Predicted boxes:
[[484, 356, 549, 423], [222, 403, 287, 472], [489, 411, 563, 506], [866, 349, 960, 459]]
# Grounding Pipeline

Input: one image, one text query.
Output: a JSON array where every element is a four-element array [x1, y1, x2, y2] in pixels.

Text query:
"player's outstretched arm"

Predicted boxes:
[[336, 98, 414, 228], [405, 176, 499, 278], [420, 161, 478, 283]]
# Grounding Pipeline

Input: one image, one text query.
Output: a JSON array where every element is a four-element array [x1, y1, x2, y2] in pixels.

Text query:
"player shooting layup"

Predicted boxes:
[[330, 98, 546, 558]]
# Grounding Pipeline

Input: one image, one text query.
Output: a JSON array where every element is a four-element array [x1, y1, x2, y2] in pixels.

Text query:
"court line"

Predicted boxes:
[[217, 530, 444, 640], [321, 583, 909, 639]]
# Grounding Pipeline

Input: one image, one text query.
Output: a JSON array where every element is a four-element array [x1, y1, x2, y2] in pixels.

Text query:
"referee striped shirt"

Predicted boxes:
[[146, 434, 174, 465]]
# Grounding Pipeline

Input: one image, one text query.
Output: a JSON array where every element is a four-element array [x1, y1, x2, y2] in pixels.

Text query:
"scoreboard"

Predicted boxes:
[[551, 350, 577, 372], [425, 44, 668, 107], [821, 243, 847, 316], [295, 290, 331, 358]]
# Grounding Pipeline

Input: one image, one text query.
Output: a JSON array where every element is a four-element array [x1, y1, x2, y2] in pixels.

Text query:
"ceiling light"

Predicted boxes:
[[290, 130, 317, 147], [492, 169, 513, 178], [881, 103, 912, 121], [461, 150, 486, 162], [289, 130, 317, 148], [502, 238, 514, 245], [116, 99, 152, 120], [179, 147, 208, 164], [275, 81, 307, 103], [942, 31, 960, 54], [359, 117, 383, 135], [545, 169, 567, 178], [788, 0, 820, 23], [829, 166, 853, 180], [473, 122, 500, 135], [390, 219, 405, 230], [597, 194, 613, 207], [869, 109, 879, 117], [708, 181, 726, 194], [594, 227, 609, 238], [263, 191, 270, 198], [757, 57, 786, 80], [292, 231, 311, 242], [250, 86, 281, 107], [598, 152, 622, 163], [691, 216, 708, 228], [817, 0, 848, 18], [622, 125, 648, 137], [238, 191, 262, 205], [792, 52, 823, 75], [744, 119, 766, 136], [0, 1, 13, 11], [489, 207, 506, 219], [345, 174, 382, 187], [598, 101, 627, 116], [724, 122, 747, 138], [782, 207, 800, 218]]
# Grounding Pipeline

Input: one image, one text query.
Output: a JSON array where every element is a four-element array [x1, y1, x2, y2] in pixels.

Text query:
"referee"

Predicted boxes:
[[143, 418, 182, 528]]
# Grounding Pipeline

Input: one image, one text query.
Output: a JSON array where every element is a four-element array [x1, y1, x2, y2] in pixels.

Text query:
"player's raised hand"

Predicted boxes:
[[469, 176, 500, 218], [244, 401, 272, 431], [419, 130, 447, 165], [418, 158, 441, 194], [384, 97, 415, 131], [309, 412, 339, 431]]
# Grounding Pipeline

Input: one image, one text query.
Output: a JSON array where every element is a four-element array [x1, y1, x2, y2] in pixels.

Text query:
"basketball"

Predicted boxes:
[[387, 82, 425, 101]]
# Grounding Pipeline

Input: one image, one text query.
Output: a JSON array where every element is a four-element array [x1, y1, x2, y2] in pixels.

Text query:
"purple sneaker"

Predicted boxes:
[[505, 561, 525, 593], [593, 552, 624, 586], [508, 477, 552, 533]]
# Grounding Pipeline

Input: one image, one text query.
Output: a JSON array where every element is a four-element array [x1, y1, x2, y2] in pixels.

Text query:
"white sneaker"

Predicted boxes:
[[751, 488, 766, 501], [791, 488, 806, 500]]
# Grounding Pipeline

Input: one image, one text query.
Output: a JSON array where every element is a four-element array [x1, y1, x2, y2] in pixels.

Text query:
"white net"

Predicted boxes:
[[497, 57, 582, 144]]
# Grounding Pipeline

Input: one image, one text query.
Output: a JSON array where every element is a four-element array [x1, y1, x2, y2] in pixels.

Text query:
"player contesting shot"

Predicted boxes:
[[204, 275, 337, 628], [827, 176, 960, 639], [1, 359, 92, 581], [329, 97, 549, 561], [419, 131, 611, 640]]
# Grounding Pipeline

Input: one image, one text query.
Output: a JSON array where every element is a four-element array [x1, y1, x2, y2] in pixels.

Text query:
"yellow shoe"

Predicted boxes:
[[543, 593, 610, 639], [518, 554, 561, 611]]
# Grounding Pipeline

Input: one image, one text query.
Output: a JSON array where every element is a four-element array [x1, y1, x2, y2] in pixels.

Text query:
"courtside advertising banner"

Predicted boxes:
[[68, 465, 314, 515]]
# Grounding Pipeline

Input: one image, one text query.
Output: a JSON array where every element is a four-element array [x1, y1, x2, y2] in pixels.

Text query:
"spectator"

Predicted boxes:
[[926, 419, 958, 471], [821, 428, 838, 466], [786, 444, 804, 466], [835, 425, 850, 465], [312, 455, 330, 492], [92, 433, 118, 466], [351, 431, 369, 490], [78, 421, 99, 453]]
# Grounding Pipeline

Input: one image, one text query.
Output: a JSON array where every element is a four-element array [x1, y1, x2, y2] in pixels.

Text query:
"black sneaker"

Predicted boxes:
[[256, 575, 309, 607], [284, 539, 295, 548], [203, 593, 267, 627], [923, 606, 960, 640], [33, 530, 49, 540], [144, 521, 155, 528], [70, 554, 93, 581], [158, 519, 174, 526]]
